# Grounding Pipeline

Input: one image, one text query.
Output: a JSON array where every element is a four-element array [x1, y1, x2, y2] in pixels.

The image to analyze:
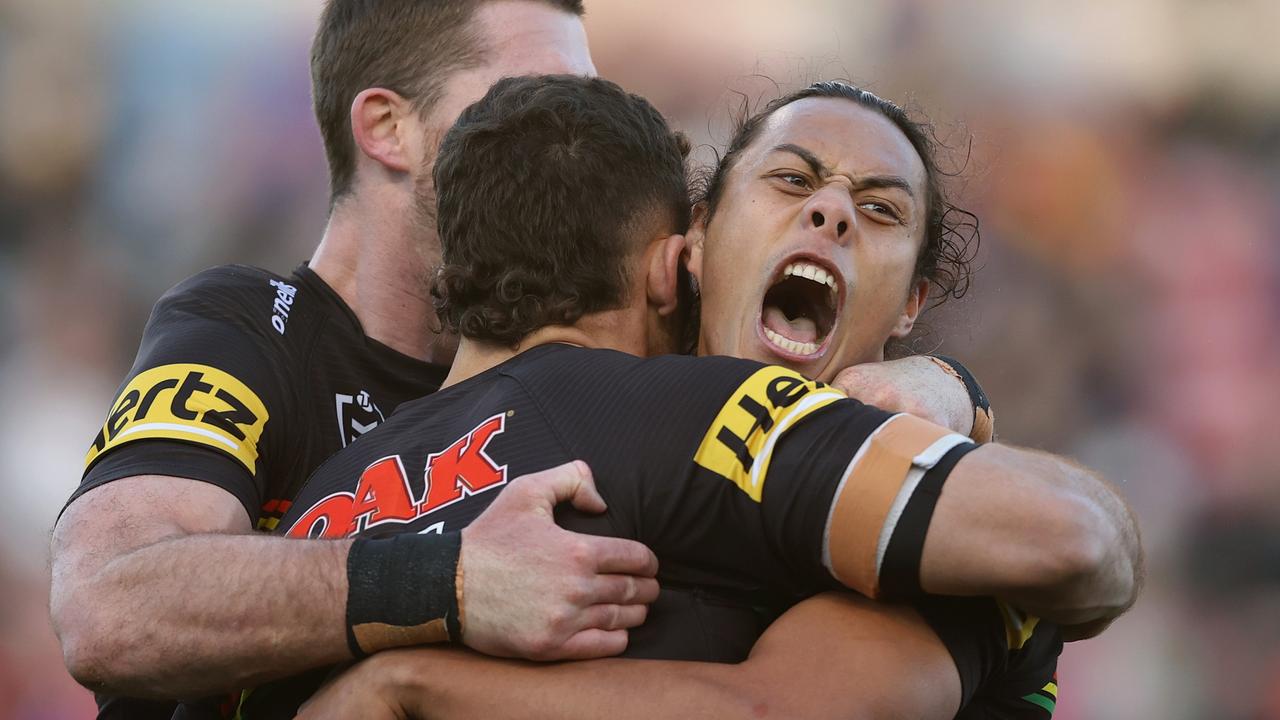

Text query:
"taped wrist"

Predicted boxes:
[[345, 532, 464, 658], [926, 354, 994, 443], [823, 414, 978, 600]]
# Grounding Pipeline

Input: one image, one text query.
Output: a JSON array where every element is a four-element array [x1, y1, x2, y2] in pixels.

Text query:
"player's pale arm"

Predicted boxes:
[[51, 464, 660, 698], [51, 475, 356, 698]]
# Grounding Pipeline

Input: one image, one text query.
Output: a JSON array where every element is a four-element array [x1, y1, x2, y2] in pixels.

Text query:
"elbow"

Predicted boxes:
[[53, 592, 150, 696], [54, 598, 115, 692], [1037, 493, 1136, 612]]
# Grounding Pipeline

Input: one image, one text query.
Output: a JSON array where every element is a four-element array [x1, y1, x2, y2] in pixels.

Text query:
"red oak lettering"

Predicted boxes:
[[350, 456, 418, 528], [286, 492, 356, 539], [284, 413, 510, 538], [419, 414, 508, 514]]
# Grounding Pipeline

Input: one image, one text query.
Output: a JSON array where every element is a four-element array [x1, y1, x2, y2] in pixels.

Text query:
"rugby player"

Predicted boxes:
[[50, 1, 670, 717], [274, 75, 1140, 719]]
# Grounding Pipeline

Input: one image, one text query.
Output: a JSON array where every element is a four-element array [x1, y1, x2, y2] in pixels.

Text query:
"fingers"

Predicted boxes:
[[513, 460, 608, 514], [561, 460, 607, 513], [580, 602, 649, 631], [587, 536, 659, 576], [552, 628, 630, 660], [589, 573, 661, 605]]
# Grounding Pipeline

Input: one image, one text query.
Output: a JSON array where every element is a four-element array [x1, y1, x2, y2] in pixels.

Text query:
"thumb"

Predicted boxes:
[[522, 460, 607, 514]]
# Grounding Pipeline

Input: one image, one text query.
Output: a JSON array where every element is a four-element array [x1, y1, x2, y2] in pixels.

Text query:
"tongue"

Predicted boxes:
[[763, 306, 819, 343]]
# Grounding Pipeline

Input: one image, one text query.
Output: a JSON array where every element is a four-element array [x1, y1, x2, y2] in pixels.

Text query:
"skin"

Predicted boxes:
[[301, 98, 1141, 718], [689, 98, 932, 381], [49, 2, 663, 699]]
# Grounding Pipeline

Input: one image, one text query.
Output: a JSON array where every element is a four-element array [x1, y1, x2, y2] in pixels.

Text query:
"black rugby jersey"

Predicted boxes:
[[74, 264, 448, 525], [263, 344, 1060, 717], [70, 264, 447, 720]]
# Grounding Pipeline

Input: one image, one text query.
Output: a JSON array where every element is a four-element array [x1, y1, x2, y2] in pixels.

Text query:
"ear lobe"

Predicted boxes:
[[647, 233, 689, 316], [350, 88, 413, 174], [890, 278, 930, 338]]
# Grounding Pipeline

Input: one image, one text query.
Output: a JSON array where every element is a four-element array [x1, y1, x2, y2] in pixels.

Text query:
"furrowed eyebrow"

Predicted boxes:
[[771, 143, 916, 199], [772, 143, 829, 178], [851, 175, 915, 198]]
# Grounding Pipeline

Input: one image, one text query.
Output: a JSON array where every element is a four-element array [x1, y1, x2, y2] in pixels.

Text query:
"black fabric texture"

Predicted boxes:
[[879, 441, 980, 600], [344, 532, 462, 656]]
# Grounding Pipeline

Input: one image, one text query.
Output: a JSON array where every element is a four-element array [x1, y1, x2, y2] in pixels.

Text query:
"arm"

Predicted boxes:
[[661, 364, 1139, 631], [298, 593, 961, 720], [920, 443, 1143, 627], [833, 355, 977, 436], [830, 358, 1139, 626], [51, 464, 659, 699], [51, 475, 352, 698]]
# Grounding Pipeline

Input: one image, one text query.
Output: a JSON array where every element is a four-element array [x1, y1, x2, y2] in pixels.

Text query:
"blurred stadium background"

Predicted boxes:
[[2, 0, 1277, 717]]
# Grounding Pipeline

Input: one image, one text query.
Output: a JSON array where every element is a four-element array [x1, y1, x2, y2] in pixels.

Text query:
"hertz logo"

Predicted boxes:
[[693, 366, 844, 501], [86, 364, 270, 474]]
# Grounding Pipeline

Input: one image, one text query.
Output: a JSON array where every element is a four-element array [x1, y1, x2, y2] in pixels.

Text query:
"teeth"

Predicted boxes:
[[763, 326, 820, 356], [783, 261, 838, 297]]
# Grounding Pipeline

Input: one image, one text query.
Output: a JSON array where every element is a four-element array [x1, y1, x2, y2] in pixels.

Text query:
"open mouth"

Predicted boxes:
[[758, 259, 840, 359]]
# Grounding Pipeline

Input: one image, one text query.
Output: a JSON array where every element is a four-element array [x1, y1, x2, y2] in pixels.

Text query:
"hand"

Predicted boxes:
[[459, 461, 660, 661], [295, 657, 407, 720], [833, 356, 973, 435]]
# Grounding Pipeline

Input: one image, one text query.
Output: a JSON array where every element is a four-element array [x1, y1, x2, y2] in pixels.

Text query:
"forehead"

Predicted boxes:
[[429, 2, 594, 130], [748, 97, 926, 190], [475, 1, 595, 77]]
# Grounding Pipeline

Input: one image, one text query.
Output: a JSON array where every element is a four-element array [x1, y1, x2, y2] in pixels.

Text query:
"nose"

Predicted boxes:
[[802, 187, 854, 245]]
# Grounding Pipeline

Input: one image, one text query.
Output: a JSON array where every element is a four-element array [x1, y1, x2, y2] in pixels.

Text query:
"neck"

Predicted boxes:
[[309, 194, 455, 364], [442, 307, 648, 388]]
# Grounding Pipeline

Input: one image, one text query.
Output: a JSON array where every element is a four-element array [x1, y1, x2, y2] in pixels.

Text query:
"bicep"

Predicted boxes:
[[53, 475, 251, 579], [919, 444, 1088, 597], [740, 593, 960, 720]]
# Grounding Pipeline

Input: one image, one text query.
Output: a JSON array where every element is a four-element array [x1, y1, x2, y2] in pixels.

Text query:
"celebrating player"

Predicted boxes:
[[273, 75, 1140, 719], [49, 3, 670, 718]]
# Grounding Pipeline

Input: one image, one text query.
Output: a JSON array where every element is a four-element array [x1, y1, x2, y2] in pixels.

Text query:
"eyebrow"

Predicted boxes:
[[771, 143, 916, 198]]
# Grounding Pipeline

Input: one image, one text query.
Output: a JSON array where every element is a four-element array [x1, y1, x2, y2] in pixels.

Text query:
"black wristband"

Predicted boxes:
[[345, 532, 463, 658], [879, 442, 978, 600], [927, 355, 994, 443]]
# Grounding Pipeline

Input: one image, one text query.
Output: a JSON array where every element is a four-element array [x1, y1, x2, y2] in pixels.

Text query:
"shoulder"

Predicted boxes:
[[160, 264, 289, 307], [506, 346, 769, 398], [140, 264, 322, 354]]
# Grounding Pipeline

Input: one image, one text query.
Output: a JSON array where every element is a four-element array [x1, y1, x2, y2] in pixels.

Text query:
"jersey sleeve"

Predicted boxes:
[[70, 267, 299, 520], [545, 356, 977, 602], [681, 363, 978, 599]]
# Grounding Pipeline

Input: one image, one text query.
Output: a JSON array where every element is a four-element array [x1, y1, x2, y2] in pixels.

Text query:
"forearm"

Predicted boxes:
[[359, 595, 956, 720], [56, 530, 353, 698], [919, 444, 1141, 623], [373, 648, 750, 720]]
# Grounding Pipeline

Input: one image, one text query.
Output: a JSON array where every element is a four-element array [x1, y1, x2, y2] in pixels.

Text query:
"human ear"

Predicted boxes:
[[890, 278, 930, 338], [350, 88, 414, 174], [647, 233, 689, 316]]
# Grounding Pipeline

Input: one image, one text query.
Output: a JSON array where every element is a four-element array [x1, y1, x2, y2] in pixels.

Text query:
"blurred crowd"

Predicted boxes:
[[1, 0, 1276, 717]]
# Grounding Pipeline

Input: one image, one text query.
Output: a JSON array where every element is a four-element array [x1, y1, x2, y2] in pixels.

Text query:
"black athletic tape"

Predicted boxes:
[[929, 355, 990, 413], [878, 442, 979, 600], [928, 355, 994, 443], [345, 532, 462, 658]]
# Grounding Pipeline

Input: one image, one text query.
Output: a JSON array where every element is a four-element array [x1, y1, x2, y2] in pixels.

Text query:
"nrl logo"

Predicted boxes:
[[335, 390, 385, 447]]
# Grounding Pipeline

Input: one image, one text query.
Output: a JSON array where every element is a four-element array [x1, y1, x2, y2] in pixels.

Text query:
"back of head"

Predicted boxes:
[[432, 75, 691, 346], [311, 0, 586, 203]]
